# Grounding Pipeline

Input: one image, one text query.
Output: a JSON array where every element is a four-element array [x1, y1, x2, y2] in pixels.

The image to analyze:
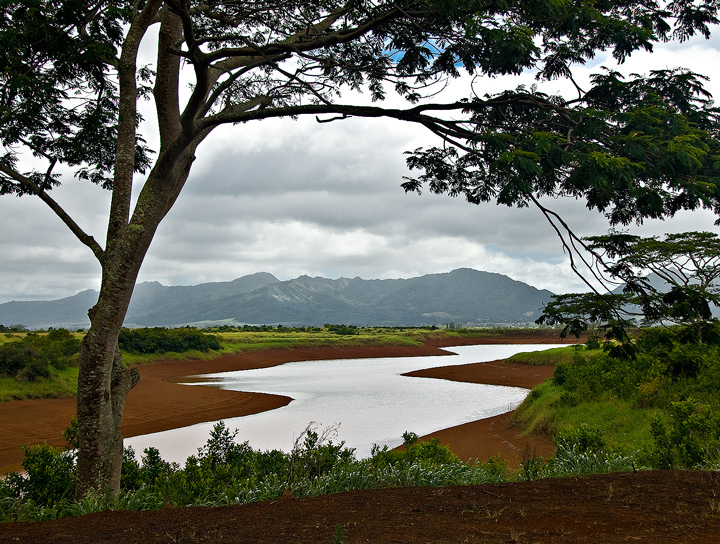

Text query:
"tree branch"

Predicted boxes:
[[108, 0, 164, 250], [165, 0, 212, 133], [207, 5, 404, 67], [0, 162, 104, 262], [154, 6, 183, 151]]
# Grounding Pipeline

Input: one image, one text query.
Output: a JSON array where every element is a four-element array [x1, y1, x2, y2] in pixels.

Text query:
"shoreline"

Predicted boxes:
[[405, 359, 557, 466], [0, 332, 567, 473]]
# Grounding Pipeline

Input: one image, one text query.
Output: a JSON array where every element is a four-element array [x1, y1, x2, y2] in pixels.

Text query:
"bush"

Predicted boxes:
[[325, 324, 359, 336], [0, 343, 46, 378], [369, 431, 460, 468], [650, 397, 720, 469], [0, 329, 81, 381], [1, 444, 76, 508], [118, 327, 221, 354]]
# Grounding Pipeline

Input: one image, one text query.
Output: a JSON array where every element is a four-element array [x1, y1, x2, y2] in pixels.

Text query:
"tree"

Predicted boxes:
[[538, 231, 720, 344], [2, 0, 720, 498]]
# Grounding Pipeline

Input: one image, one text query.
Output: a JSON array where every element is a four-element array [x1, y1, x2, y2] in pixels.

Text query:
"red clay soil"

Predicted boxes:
[[0, 331, 562, 473], [409, 359, 558, 465], [2, 470, 719, 543], [5, 330, 715, 542]]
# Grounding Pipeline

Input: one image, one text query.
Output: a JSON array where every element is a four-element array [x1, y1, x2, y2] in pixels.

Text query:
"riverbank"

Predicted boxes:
[[0, 330, 566, 473], [407, 358, 557, 465]]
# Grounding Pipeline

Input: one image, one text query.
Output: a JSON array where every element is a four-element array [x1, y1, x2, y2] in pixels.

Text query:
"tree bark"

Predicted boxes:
[[74, 140, 200, 498], [74, 258, 143, 498]]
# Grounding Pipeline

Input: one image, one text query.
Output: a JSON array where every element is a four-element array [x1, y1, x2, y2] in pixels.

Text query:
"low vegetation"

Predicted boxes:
[[3, 324, 719, 523], [118, 327, 221, 354], [0, 420, 640, 523], [514, 325, 720, 469], [505, 345, 582, 366], [0, 329, 82, 401], [0, 325, 529, 400]]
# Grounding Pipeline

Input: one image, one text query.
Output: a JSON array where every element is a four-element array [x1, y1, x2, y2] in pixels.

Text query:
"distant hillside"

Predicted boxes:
[[613, 272, 720, 320], [0, 269, 554, 330]]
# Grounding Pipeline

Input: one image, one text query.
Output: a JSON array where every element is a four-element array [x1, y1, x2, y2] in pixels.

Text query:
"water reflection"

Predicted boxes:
[[126, 344, 562, 462]]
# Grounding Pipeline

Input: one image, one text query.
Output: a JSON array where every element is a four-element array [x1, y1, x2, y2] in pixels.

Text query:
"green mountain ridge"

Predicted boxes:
[[0, 269, 554, 329]]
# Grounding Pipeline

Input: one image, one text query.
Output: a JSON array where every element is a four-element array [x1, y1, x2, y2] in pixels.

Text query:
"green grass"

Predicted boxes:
[[505, 345, 596, 366], [513, 381, 659, 453], [0, 332, 30, 345], [0, 327, 512, 401], [0, 366, 79, 402]]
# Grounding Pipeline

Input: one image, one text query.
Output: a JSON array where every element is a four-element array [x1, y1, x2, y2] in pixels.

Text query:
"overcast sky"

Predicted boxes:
[[2, 28, 720, 304]]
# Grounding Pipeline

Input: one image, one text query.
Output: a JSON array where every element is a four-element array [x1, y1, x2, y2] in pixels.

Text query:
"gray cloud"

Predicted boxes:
[[2, 38, 720, 304]]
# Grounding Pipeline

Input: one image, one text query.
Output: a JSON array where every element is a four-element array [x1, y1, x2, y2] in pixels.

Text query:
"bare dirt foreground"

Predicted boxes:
[[3, 331, 720, 542], [2, 471, 719, 543]]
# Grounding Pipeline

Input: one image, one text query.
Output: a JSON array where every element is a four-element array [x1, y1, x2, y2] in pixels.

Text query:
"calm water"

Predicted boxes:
[[126, 343, 562, 462]]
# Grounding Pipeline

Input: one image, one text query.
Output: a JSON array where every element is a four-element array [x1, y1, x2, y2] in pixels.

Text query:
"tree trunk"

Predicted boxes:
[[74, 264, 141, 498], [73, 146, 198, 499]]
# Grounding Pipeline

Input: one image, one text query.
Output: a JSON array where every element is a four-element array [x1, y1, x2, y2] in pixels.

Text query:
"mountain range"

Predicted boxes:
[[0, 268, 555, 330]]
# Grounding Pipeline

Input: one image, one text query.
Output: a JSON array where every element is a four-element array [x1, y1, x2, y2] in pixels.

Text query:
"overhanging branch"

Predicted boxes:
[[0, 162, 105, 262]]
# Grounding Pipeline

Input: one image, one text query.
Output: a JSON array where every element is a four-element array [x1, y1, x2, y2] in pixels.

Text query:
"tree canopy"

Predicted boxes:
[[538, 231, 720, 345], [3, 0, 720, 224], [2, 0, 720, 498]]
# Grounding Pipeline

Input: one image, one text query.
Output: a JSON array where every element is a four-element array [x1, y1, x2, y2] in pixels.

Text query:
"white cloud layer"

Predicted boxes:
[[2, 32, 720, 304]]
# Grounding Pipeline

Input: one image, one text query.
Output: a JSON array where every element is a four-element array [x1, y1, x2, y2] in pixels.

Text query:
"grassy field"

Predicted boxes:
[[0, 367, 80, 402], [512, 331, 720, 467], [0, 327, 530, 401], [0, 330, 85, 402], [513, 380, 660, 453], [504, 345, 581, 366], [507, 344, 663, 452], [120, 327, 459, 365]]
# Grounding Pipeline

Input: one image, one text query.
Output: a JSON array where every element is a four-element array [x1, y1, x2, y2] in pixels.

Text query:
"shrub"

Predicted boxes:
[[585, 335, 602, 350], [325, 324, 359, 336], [0, 329, 81, 381], [118, 327, 221, 354], [1, 444, 76, 508], [369, 432, 460, 468], [650, 397, 720, 469]]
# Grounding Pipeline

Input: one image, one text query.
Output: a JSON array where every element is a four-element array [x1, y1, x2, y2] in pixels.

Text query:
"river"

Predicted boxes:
[[125, 343, 561, 463]]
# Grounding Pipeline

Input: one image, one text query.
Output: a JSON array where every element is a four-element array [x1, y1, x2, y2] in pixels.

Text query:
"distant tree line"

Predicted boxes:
[[117, 327, 221, 354], [0, 324, 28, 333], [0, 329, 81, 382], [324, 324, 359, 336], [207, 324, 323, 333]]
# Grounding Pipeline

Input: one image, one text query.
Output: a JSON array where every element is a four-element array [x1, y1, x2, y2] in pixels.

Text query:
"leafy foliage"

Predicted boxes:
[[402, 67, 720, 225], [0, 329, 81, 381], [0, 421, 506, 521], [555, 325, 720, 402], [3, 1, 720, 217], [516, 325, 720, 470], [369, 430, 461, 468], [117, 327, 220, 354], [538, 231, 720, 345], [650, 397, 720, 469], [324, 324, 360, 336], [4, 410, 719, 522]]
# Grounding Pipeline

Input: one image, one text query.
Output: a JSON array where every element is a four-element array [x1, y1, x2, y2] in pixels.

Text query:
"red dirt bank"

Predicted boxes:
[[2, 331, 719, 543], [0, 331, 560, 473]]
